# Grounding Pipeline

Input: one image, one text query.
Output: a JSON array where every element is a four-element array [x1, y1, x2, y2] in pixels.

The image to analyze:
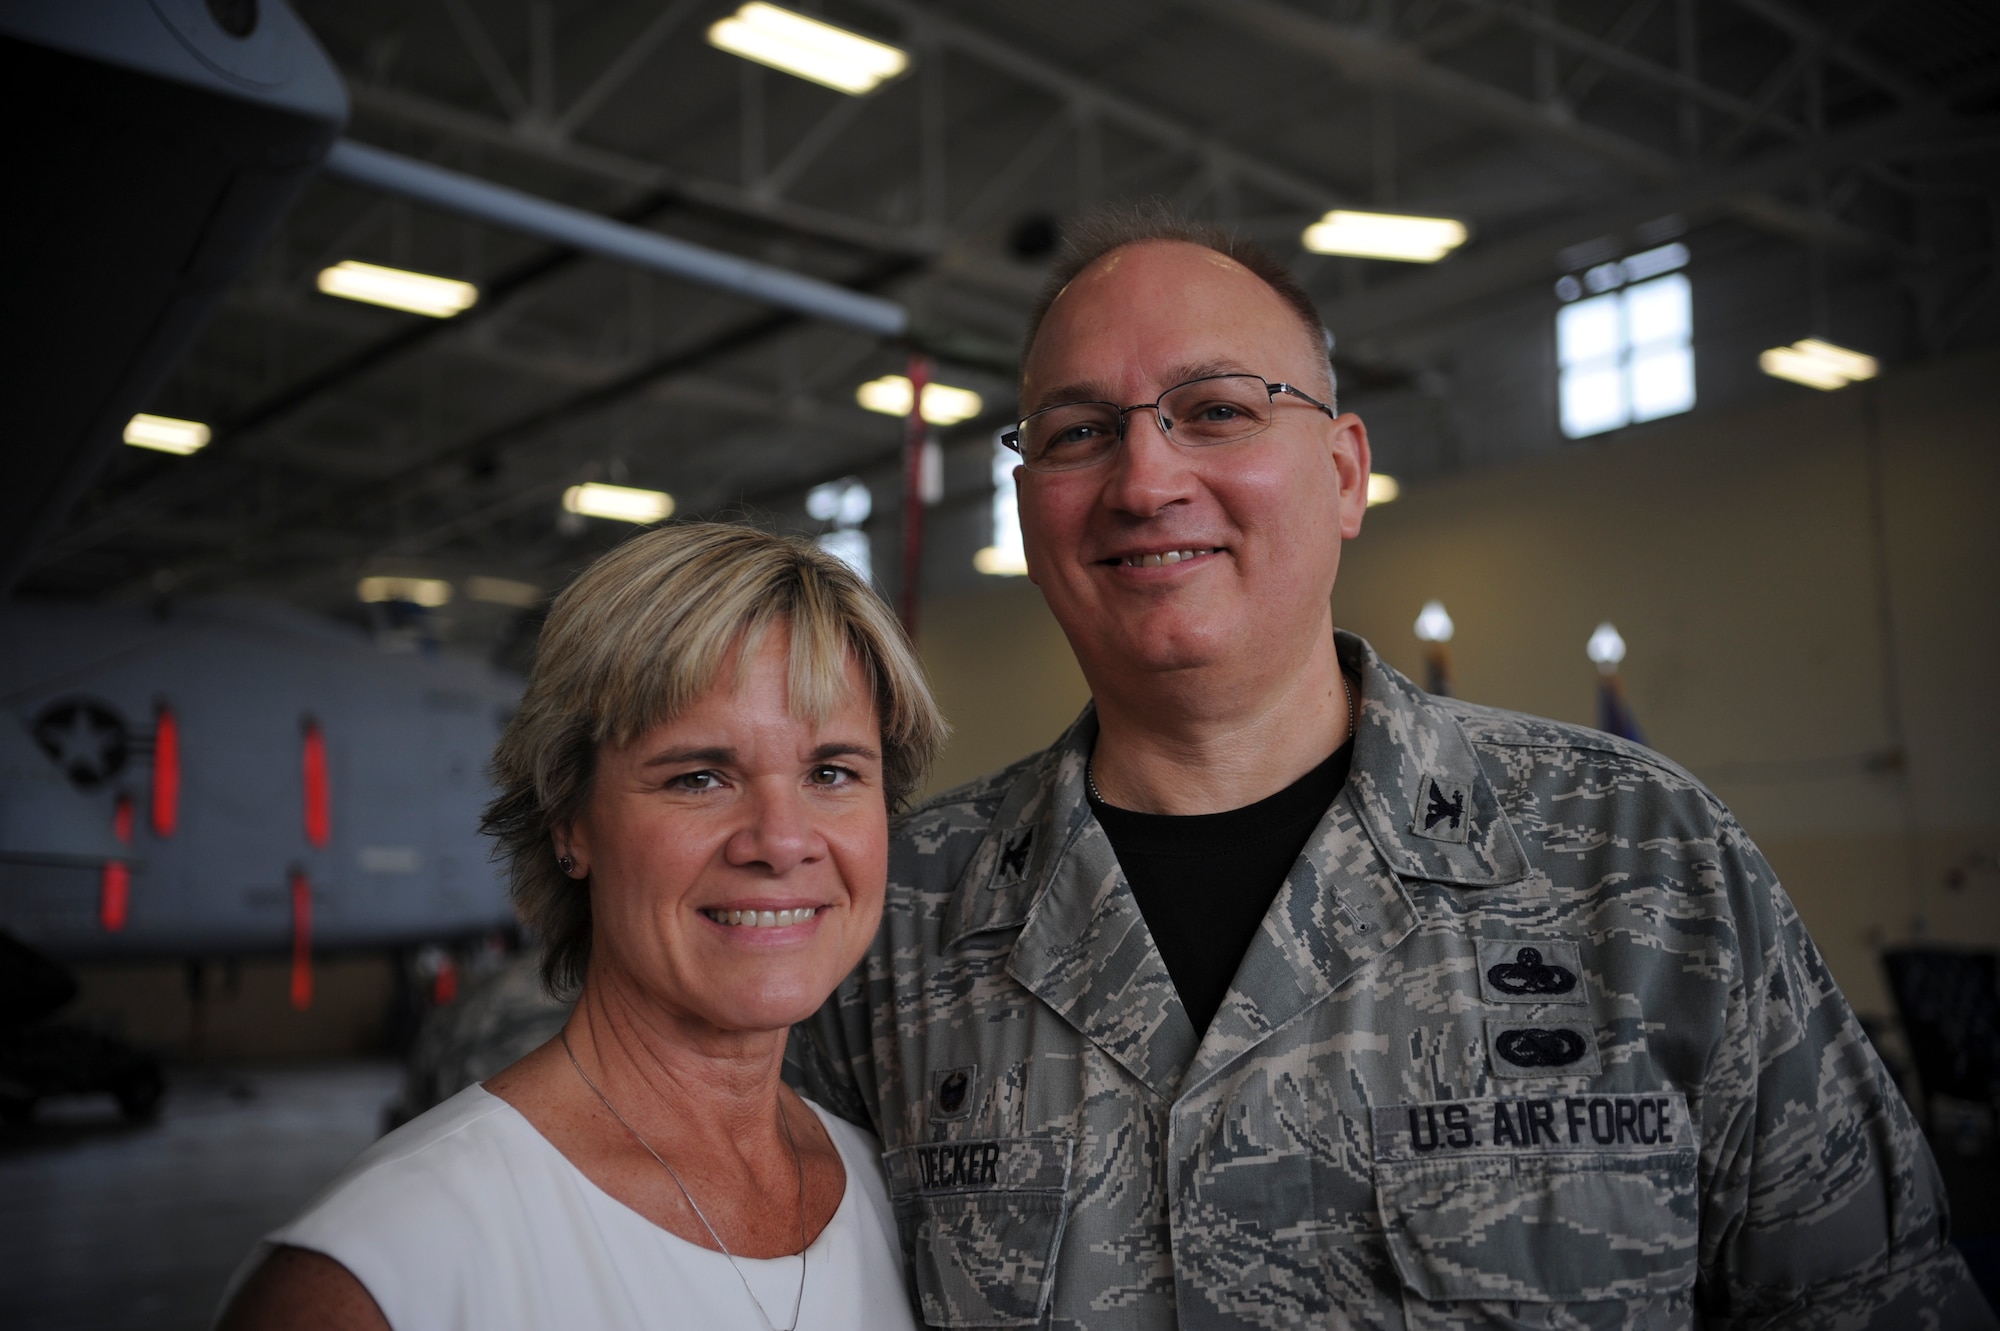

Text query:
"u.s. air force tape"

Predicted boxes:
[[1371, 1091, 1693, 1163]]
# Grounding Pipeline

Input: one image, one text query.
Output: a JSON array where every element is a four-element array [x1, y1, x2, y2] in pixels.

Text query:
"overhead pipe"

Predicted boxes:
[[322, 140, 911, 339]]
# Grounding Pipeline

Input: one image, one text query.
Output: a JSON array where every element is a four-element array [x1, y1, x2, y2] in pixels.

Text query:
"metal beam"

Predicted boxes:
[[347, 82, 938, 259], [438, 0, 531, 121], [1166, 0, 1679, 179], [858, 0, 1350, 213], [1725, 0, 1928, 108], [323, 140, 911, 337], [1320, 106, 1982, 344], [1172, 0, 1909, 253], [549, 0, 704, 139], [84, 252, 930, 600], [1465, 0, 1805, 143]]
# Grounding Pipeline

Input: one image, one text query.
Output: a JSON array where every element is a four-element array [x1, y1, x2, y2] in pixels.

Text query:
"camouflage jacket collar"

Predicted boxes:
[[1334, 630, 1532, 889], [938, 632, 1531, 1099]]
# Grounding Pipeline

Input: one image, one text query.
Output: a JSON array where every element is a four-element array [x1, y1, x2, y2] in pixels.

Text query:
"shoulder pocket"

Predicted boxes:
[[883, 1135, 1073, 1328], [1372, 1095, 1698, 1319]]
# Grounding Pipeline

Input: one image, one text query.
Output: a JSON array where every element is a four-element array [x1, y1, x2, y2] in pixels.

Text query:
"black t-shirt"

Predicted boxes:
[[1089, 741, 1354, 1036]]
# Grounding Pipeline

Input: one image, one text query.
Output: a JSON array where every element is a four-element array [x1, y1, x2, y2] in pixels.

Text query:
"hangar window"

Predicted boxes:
[[1555, 243, 1694, 439], [975, 436, 1028, 576], [806, 477, 874, 584]]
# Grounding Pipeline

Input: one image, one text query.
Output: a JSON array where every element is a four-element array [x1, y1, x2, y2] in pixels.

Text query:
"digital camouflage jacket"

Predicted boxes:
[[795, 632, 1993, 1330]]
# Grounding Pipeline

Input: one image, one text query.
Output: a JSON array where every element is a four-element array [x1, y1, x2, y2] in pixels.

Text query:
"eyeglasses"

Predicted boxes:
[[1000, 373, 1335, 473]]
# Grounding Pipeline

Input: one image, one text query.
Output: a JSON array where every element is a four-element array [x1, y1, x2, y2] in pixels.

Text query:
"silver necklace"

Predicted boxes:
[[1087, 670, 1358, 806], [561, 1030, 807, 1331]]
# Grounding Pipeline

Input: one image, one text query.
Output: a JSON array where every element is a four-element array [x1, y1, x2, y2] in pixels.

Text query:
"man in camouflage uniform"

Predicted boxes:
[[795, 215, 1992, 1328]]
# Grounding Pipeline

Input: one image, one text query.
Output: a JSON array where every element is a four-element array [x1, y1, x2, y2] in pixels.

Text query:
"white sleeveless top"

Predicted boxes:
[[224, 1084, 918, 1331]]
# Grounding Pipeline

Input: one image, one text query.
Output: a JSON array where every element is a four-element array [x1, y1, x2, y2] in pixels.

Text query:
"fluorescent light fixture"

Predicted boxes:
[[1759, 338, 1879, 391], [707, 3, 908, 95], [124, 413, 210, 455], [562, 482, 675, 524], [1366, 473, 1400, 506], [856, 375, 984, 425], [357, 576, 453, 607], [1587, 621, 1627, 670], [466, 576, 543, 608], [974, 545, 1028, 576], [1414, 600, 1455, 643], [1302, 210, 1468, 263], [317, 260, 479, 318]]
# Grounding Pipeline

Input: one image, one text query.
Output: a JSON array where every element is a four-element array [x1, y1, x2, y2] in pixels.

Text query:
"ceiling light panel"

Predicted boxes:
[[562, 483, 675, 524], [124, 413, 210, 455], [317, 260, 479, 318], [1759, 339, 1879, 391], [856, 375, 984, 425], [1302, 211, 1469, 262], [466, 576, 543, 608], [357, 576, 453, 607], [708, 3, 908, 95]]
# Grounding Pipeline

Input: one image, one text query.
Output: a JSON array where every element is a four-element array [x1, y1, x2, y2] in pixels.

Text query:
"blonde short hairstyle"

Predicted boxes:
[[482, 522, 947, 995]]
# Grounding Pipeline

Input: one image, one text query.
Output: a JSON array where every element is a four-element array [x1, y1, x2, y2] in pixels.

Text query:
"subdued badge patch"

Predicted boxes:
[[1484, 1017, 1602, 1078], [930, 1064, 978, 1120], [1476, 938, 1585, 1004], [998, 829, 1033, 879], [1410, 773, 1471, 844]]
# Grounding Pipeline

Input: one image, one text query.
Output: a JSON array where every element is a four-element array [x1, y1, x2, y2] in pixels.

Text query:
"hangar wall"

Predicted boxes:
[[915, 342, 2000, 1022]]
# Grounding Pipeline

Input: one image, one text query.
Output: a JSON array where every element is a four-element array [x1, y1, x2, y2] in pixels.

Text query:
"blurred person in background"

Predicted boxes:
[[221, 522, 943, 1330]]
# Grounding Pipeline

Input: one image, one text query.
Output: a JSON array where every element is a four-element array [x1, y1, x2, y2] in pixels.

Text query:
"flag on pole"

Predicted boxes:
[[1414, 601, 1456, 696], [1587, 622, 1646, 743]]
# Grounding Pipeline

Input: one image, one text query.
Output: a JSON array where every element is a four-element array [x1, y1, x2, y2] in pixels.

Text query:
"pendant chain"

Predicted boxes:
[[561, 1030, 807, 1331]]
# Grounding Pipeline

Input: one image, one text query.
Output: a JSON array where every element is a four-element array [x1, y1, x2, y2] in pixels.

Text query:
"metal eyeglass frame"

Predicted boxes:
[[1000, 373, 1336, 472]]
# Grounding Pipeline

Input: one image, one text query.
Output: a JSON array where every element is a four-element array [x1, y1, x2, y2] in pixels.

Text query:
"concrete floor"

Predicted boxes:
[[0, 1060, 400, 1331]]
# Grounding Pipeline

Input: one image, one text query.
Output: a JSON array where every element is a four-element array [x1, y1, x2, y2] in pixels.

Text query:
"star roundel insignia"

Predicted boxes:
[[31, 697, 132, 790]]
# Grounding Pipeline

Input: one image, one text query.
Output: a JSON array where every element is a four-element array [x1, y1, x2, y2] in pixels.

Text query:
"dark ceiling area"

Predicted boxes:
[[21, 0, 2000, 664]]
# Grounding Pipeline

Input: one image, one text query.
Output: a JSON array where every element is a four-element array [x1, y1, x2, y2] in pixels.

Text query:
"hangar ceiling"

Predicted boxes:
[[22, 0, 2000, 660]]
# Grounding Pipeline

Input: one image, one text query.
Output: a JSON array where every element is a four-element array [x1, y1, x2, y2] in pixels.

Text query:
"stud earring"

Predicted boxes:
[[558, 854, 576, 874]]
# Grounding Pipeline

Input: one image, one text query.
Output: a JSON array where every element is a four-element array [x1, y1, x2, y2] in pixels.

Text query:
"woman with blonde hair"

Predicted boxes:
[[221, 522, 944, 1330]]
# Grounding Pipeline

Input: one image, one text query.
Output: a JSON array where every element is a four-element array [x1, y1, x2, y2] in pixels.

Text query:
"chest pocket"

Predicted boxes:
[[1371, 1095, 1698, 1325], [882, 1135, 1074, 1327]]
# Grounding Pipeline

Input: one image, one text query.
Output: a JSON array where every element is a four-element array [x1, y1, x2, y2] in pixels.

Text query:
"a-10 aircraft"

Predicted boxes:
[[0, 597, 522, 970]]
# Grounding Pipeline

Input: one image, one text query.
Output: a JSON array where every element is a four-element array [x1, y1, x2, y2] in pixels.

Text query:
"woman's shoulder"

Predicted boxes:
[[801, 1097, 898, 1226], [278, 1085, 539, 1239], [803, 1096, 881, 1155], [350, 1084, 520, 1173]]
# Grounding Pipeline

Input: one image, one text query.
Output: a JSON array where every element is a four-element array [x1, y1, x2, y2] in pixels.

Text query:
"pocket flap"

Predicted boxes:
[[1372, 1095, 1698, 1304], [885, 1135, 1074, 1328]]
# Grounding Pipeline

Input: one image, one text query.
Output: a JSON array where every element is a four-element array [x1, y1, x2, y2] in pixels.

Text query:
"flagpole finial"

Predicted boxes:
[[1586, 622, 1626, 675]]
